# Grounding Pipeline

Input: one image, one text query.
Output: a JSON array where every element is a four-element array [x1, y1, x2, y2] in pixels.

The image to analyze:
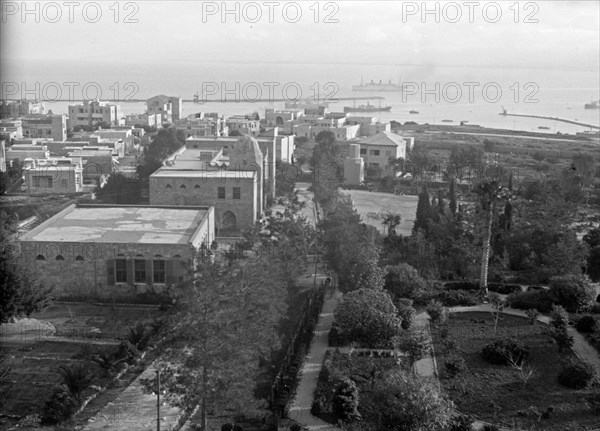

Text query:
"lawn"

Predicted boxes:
[[340, 190, 418, 236], [431, 312, 600, 431]]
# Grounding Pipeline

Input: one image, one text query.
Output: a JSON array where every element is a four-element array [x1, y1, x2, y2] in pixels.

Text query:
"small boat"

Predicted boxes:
[[538, 126, 550, 130], [584, 100, 599, 109], [441, 119, 453, 123], [409, 110, 419, 114]]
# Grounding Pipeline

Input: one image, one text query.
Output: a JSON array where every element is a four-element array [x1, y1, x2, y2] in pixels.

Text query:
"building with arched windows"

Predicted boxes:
[[18, 204, 214, 300]]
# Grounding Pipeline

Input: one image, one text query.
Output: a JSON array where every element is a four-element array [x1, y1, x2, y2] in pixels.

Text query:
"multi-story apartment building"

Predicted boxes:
[[67, 100, 123, 129], [22, 114, 67, 142], [146, 95, 183, 124], [23, 158, 83, 194], [226, 115, 260, 135]]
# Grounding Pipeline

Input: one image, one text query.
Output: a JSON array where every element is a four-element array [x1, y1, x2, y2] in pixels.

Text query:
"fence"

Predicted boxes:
[[0, 321, 124, 345]]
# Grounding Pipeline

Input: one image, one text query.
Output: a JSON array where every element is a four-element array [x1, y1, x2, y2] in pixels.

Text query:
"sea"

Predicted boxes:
[[3, 61, 599, 135]]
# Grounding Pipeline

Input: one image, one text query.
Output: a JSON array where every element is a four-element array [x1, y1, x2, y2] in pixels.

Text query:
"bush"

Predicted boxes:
[[41, 385, 78, 425], [448, 414, 473, 431], [426, 300, 448, 327], [481, 425, 500, 431], [290, 424, 302, 431], [437, 289, 479, 307], [384, 263, 429, 299], [558, 360, 597, 389], [507, 290, 553, 313], [334, 288, 401, 348], [590, 304, 600, 314], [576, 315, 597, 333], [444, 355, 467, 377], [549, 275, 595, 313], [328, 324, 348, 347], [221, 424, 234, 431], [550, 305, 570, 330], [481, 339, 529, 365], [488, 283, 522, 295], [444, 281, 479, 291], [396, 298, 417, 330], [526, 308, 540, 324], [550, 275, 594, 313], [332, 378, 361, 422]]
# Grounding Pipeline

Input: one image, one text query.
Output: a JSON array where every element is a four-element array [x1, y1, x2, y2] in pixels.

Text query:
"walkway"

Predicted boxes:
[[288, 290, 342, 430], [83, 360, 183, 431]]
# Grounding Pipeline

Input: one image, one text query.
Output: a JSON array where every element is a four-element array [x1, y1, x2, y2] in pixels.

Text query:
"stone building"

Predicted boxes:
[[19, 204, 215, 300], [149, 136, 265, 233]]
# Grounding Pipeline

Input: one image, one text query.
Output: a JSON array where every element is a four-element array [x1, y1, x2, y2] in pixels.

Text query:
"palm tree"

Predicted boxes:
[[474, 179, 510, 299], [59, 363, 95, 403]]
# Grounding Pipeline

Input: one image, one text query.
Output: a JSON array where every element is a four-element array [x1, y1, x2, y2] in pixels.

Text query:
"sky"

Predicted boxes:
[[1, 0, 599, 71]]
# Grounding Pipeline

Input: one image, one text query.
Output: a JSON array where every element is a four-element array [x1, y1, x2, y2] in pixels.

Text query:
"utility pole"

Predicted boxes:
[[156, 369, 160, 431]]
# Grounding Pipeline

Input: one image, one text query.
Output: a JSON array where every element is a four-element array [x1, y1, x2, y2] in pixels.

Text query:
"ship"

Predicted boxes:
[[343, 102, 391, 113], [409, 110, 419, 114], [584, 100, 600, 109], [352, 78, 404, 92], [285, 99, 329, 109], [538, 126, 550, 130]]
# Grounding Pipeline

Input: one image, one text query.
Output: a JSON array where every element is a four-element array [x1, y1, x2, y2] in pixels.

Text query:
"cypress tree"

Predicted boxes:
[[413, 188, 433, 235], [449, 180, 457, 216]]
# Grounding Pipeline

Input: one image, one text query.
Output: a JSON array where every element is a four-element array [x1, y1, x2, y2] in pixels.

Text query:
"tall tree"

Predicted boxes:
[[382, 212, 402, 237], [0, 213, 52, 322], [413, 188, 433, 235], [474, 179, 510, 298], [448, 179, 457, 216]]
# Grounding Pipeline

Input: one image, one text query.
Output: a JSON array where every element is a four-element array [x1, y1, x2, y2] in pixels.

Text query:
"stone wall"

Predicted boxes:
[[18, 241, 196, 301]]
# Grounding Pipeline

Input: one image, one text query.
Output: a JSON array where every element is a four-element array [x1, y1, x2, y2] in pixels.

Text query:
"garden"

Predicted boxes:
[[431, 311, 600, 430]]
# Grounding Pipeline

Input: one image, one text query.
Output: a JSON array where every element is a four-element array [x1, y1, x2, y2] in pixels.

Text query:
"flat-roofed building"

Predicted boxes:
[[150, 136, 266, 233], [354, 131, 408, 174], [68, 147, 114, 182], [23, 158, 83, 194], [226, 115, 260, 135], [68, 100, 123, 129], [6, 144, 50, 163], [22, 114, 67, 142], [0, 119, 23, 140], [19, 204, 215, 300]]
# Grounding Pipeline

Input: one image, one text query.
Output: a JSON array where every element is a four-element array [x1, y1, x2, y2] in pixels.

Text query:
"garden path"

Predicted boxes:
[[288, 290, 343, 430]]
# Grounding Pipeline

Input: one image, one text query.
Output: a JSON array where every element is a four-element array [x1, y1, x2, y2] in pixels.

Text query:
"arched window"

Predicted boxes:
[[194, 184, 201, 189], [75, 255, 84, 261], [180, 184, 187, 189], [166, 184, 173, 189], [56, 255, 65, 261], [36, 254, 45, 261]]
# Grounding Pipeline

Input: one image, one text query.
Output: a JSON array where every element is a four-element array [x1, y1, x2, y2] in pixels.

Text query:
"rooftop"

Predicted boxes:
[[151, 169, 256, 179], [20, 204, 212, 244], [357, 131, 406, 147]]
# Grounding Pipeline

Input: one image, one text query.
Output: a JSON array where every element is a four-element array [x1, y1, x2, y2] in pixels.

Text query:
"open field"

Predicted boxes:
[[431, 312, 600, 431], [340, 189, 418, 236]]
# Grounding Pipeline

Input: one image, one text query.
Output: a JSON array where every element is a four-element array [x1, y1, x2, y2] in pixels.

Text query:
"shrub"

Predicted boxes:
[[221, 424, 234, 431], [448, 414, 473, 431], [396, 298, 417, 330], [590, 304, 600, 314], [549, 275, 595, 313], [385, 263, 429, 299], [41, 385, 78, 425], [576, 315, 597, 333], [481, 425, 499, 431], [525, 308, 540, 324], [507, 290, 553, 313], [558, 360, 597, 389], [125, 323, 152, 350], [334, 288, 401, 348], [332, 378, 361, 422], [58, 363, 95, 403], [290, 424, 302, 431], [328, 324, 349, 347], [426, 300, 448, 327], [444, 355, 467, 377], [550, 305, 570, 330], [437, 289, 479, 307], [481, 339, 529, 365], [115, 340, 141, 364], [488, 283, 522, 295], [444, 281, 479, 291]]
